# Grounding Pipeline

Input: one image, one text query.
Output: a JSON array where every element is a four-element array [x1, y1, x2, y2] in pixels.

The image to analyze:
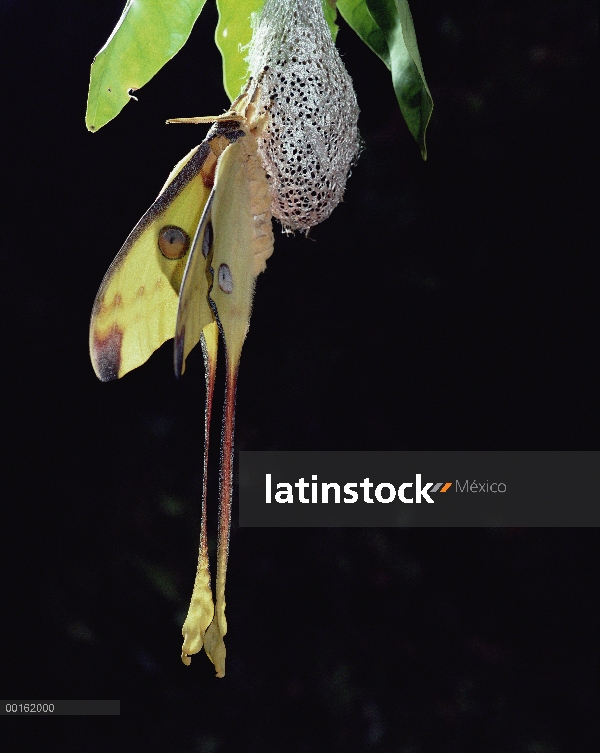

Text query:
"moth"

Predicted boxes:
[[90, 82, 273, 677], [89, 0, 360, 678]]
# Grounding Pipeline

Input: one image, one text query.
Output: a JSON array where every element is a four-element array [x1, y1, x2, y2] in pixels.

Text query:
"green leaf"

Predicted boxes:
[[215, 0, 265, 102], [338, 0, 433, 159], [337, 0, 390, 66], [86, 0, 428, 151], [215, 0, 338, 103], [86, 0, 209, 132], [322, 0, 340, 42]]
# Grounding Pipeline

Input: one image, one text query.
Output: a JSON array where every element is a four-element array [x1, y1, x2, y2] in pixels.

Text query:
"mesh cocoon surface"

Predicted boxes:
[[248, 0, 360, 232]]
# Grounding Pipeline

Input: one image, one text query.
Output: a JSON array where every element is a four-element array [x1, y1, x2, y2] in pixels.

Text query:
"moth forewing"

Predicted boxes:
[[89, 142, 215, 381]]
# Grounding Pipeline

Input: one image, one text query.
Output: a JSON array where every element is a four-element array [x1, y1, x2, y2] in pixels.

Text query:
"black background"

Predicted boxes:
[[1, 1, 597, 750]]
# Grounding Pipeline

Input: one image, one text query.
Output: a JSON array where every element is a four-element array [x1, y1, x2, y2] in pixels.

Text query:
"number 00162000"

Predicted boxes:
[[5, 703, 55, 713]]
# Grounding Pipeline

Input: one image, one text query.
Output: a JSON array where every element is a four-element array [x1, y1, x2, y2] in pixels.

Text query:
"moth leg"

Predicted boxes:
[[167, 114, 245, 126], [167, 77, 257, 127], [229, 75, 256, 113], [168, 69, 272, 129]]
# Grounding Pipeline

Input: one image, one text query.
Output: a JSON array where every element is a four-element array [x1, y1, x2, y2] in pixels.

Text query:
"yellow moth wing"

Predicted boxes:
[[189, 132, 272, 678], [175, 130, 273, 677], [209, 134, 274, 371], [89, 143, 216, 381], [174, 191, 217, 376]]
